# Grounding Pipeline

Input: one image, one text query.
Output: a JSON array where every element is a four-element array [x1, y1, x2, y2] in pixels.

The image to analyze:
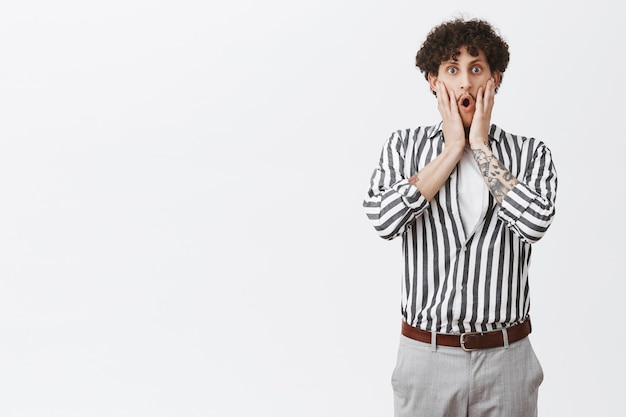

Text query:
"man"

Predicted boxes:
[[363, 18, 557, 416]]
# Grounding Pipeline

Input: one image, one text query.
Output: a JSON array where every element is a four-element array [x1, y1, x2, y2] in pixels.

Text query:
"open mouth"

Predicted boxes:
[[461, 98, 471, 108]]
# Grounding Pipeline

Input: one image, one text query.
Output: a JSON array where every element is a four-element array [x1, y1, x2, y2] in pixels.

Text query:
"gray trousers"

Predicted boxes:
[[391, 334, 544, 417]]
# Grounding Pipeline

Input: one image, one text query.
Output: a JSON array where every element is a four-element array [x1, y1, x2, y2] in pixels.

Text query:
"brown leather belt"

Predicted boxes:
[[401, 318, 532, 351]]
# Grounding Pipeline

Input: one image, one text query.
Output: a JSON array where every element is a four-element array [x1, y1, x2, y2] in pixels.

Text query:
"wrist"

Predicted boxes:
[[469, 140, 490, 153], [443, 141, 464, 158]]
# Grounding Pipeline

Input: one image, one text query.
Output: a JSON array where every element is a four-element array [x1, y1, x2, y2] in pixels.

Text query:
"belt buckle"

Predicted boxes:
[[460, 331, 481, 352]]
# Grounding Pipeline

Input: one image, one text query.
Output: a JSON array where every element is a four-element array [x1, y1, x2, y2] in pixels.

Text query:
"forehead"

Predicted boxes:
[[444, 46, 488, 64]]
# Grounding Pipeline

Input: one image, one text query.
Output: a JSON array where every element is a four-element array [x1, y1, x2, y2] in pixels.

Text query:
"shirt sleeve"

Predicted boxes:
[[498, 141, 558, 243], [363, 131, 430, 240]]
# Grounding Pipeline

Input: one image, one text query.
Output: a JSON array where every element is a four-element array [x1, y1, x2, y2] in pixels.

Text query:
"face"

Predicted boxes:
[[428, 46, 501, 128]]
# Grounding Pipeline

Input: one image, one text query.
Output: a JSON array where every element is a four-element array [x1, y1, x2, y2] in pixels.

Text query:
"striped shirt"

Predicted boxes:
[[363, 122, 558, 334]]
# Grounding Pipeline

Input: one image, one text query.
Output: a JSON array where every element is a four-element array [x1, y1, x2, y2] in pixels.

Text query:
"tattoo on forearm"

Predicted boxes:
[[472, 148, 519, 204]]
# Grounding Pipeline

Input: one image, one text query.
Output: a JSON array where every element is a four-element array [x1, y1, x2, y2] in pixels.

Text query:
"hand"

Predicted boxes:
[[468, 78, 496, 148], [435, 81, 465, 152]]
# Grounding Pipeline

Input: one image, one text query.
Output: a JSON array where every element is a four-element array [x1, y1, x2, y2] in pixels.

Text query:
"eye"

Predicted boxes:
[[471, 66, 482, 74], [447, 67, 458, 75]]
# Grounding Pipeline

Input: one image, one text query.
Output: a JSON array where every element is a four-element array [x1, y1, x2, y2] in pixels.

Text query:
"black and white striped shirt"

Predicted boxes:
[[363, 122, 558, 334]]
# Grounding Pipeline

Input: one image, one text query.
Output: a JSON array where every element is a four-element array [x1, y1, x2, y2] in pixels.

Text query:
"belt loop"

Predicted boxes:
[[501, 327, 509, 349], [431, 329, 437, 352]]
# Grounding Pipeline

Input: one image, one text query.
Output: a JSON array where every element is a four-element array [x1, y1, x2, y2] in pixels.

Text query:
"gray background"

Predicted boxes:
[[0, 1, 622, 416]]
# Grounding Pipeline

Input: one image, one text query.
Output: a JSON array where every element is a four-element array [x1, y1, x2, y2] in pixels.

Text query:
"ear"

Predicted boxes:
[[492, 71, 501, 89], [427, 73, 438, 93]]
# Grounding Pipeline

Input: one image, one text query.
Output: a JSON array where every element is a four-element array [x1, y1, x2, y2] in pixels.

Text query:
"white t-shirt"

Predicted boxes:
[[457, 146, 486, 234]]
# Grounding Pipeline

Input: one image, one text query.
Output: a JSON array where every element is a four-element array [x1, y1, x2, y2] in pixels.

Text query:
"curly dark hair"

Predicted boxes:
[[415, 18, 510, 94]]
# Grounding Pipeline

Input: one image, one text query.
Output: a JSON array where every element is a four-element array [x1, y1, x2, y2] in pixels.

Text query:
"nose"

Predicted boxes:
[[459, 71, 472, 90]]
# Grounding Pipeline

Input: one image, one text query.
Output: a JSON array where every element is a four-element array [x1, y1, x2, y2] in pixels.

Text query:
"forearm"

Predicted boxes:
[[496, 141, 558, 243], [364, 131, 432, 240], [363, 183, 429, 240], [471, 143, 518, 204], [412, 145, 464, 201]]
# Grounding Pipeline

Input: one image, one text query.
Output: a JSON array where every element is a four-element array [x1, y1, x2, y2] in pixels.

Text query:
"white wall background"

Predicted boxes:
[[0, 1, 622, 416]]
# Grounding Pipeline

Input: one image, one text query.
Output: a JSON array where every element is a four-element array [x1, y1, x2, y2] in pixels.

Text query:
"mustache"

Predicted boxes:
[[458, 94, 474, 107]]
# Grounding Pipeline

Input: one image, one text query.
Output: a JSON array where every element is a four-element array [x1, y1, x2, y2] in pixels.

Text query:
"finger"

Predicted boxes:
[[444, 82, 460, 116], [483, 79, 495, 111], [437, 81, 449, 107], [448, 88, 459, 113], [476, 85, 484, 111], [437, 82, 453, 118], [434, 82, 445, 116]]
